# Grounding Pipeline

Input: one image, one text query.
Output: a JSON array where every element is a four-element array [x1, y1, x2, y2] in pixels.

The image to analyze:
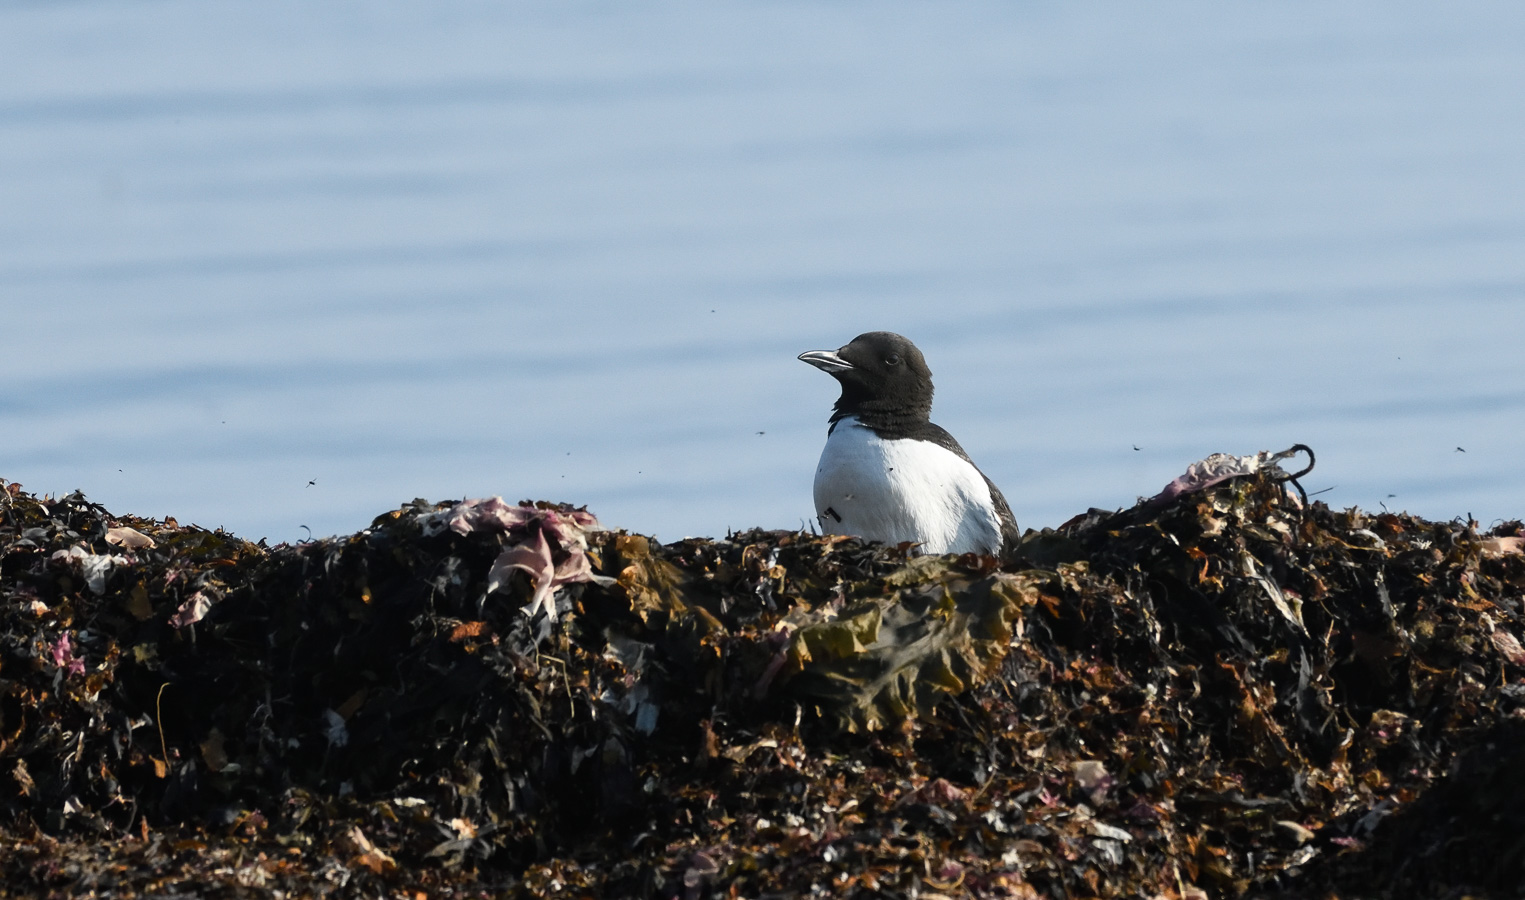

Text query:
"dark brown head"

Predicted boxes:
[[798, 331, 934, 428]]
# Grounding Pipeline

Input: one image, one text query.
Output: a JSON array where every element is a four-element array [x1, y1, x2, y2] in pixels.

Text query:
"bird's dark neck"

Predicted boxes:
[[829, 394, 933, 439]]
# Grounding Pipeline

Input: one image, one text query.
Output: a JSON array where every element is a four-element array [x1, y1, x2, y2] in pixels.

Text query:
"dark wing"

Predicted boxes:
[[914, 423, 1022, 554], [985, 479, 1023, 554]]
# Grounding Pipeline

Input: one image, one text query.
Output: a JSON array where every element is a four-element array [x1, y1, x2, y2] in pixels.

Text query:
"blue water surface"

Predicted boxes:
[[2, 2, 1523, 542]]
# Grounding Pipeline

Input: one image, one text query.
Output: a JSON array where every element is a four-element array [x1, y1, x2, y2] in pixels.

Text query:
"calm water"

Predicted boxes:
[[3, 2, 1523, 544]]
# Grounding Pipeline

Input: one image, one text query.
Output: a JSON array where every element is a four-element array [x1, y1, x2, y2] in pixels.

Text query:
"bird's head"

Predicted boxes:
[[799, 331, 933, 421]]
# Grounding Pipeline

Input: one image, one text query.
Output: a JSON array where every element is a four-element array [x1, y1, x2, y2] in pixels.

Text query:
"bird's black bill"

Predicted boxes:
[[798, 350, 854, 373]]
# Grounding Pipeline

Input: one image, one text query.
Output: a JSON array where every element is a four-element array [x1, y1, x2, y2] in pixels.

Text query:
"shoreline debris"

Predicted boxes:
[[2, 471, 1523, 897]]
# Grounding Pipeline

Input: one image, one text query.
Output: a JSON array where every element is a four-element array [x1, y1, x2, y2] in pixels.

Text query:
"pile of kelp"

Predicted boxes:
[[2, 468, 1524, 899]]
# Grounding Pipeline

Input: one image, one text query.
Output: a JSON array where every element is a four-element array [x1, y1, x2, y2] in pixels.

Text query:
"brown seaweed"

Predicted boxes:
[[2, 471, 1523, 898]]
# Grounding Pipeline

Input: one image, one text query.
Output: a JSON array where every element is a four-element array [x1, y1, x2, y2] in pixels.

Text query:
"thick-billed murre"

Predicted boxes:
[[799, 331, 1019, 556]]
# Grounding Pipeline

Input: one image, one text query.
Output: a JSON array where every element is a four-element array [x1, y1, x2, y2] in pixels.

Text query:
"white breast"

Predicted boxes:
[[812, 416, 1002, 555]]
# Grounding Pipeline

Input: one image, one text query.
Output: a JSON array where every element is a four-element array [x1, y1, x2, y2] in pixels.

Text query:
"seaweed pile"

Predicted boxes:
[[1, 470, 1523, 898]]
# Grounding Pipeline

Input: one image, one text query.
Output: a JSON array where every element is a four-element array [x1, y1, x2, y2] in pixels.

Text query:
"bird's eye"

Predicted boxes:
[[884, 355, 900, 366]]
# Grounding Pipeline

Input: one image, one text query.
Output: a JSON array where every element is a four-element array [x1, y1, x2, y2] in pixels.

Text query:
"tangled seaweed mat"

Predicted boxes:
[[3, 474, 1525, 899]]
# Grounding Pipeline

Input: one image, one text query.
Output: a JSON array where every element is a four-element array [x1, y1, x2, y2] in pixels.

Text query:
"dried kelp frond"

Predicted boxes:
[[782, 565, 1041, 732]]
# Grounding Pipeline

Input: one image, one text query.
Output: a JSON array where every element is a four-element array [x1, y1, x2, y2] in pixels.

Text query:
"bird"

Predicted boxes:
[[798, 331, 1019, 556]]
